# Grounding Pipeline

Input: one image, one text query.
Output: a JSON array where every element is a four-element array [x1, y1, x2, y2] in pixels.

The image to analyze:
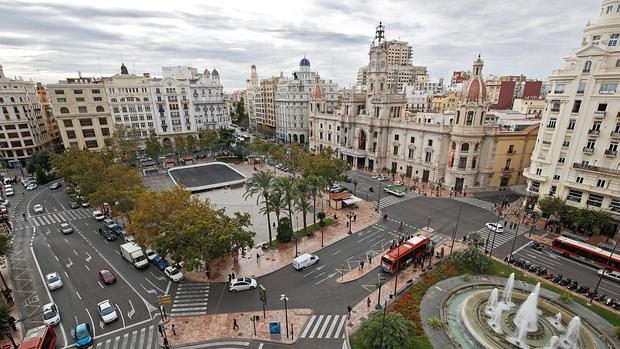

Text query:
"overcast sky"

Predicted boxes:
[[0, 0, 600, 91]]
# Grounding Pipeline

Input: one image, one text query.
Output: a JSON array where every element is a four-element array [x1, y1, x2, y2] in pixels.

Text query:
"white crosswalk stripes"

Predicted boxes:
[[469, 225, 525, 249], [454, 197, 495, 211], [93, 325, 156, 349], [300, 314, 347, 339], [171, 282, 210, 316], [28, 208, 92, 227], [426, 232, 446, 246]]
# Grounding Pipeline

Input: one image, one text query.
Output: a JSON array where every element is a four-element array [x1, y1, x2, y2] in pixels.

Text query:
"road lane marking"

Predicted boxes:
[[308, 315, 323, 338], [127, 300, 135, 319], [98, 281, 104, 289], [76, 291, 81, 300], [146, 326, 154, 349], [325, 314, 339, 338], [73, 249, 78, 256], [86, 307, 95, 337], [317, 315, 332, 338], [116, 304, 125, 328], [333, 315, 347, 338], [140, 284, 156, 294], [66, 258, 73, 268], [121, 333, 129, 349], [84, 264, 90, 271], [64, 271, 69, 278], [144, 277, 165, 293], [129, 330, 137, 348], [54, 255, 59, 262], [313, 271, 326, 279], [85, 252, 92, 262], [331, 250, 342, 256], [138, 327, 146, 348], [303, 265, 325, 277], [149, 272, 166, 281]]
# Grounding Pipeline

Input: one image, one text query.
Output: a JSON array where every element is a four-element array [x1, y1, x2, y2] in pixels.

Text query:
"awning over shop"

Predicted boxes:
[[343, 195, 362, 205]]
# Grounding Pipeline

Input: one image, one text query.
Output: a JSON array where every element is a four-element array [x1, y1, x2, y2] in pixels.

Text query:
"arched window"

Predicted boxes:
[[96, 106, 104, 112], [466, 111, 474, 125], [60, 107, 69, 114], [461, 143, 470, 152], [615, 59, 620, 68], [358, 130, 367, 150], [143, 97, 149, 102], [583, 60, 592, 73], [373, 131, 378, 138], [111, 98, 117, 103], [474, 143, 479, 152], [456, 110, 460, 124]]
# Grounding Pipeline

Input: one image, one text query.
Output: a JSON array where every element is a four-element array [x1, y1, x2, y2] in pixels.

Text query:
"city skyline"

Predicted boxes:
[[0, 0, 599, 90]]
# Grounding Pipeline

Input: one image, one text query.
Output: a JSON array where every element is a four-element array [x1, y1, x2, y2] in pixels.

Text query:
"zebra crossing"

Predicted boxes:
[[18, 208, 92, 228], [375, 192, 418, 209], [299, 314, 347, 340], [92, 324, 157, 349], [469, 225, 525, 249], [454, 197, 495, 211], [427, 232, 447, 246], [171, 282, 210, 317]]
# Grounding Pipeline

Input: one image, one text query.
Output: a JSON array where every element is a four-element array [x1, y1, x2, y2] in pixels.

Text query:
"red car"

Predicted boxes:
[[98, 269, 116, 285]]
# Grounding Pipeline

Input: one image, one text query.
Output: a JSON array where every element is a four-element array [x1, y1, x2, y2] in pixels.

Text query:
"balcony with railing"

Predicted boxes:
[[594, 111, 607, 119], [611, 130, 620, 138], [573, 162, 620, 176], [588, 129, 600, 135], [562, 141, 570, 148], [605, 149, 618, 157], [583, 147, 594, 154], [502, 167, 514, 173]]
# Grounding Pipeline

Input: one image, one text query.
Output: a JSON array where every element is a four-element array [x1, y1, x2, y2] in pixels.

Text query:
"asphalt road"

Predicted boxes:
[[9, 182, 172, 348]]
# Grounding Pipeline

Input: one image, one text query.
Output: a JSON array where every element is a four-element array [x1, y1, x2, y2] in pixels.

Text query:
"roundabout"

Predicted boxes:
[[421, 274, 619, 349]]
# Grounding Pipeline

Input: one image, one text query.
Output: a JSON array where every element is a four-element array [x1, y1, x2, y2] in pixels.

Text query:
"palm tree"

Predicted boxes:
[[261, 188, 287, 230], [294, 178, 312, 234], [308, 175, 327, 225], [275, 176, 296, 231], [244, 171, 276, 244]]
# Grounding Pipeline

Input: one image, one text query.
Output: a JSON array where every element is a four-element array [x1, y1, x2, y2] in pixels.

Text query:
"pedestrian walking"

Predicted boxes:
[[233, 318, 239, 330], [360, 260, 365, 269], [399, 222, 403, 231], [353, 213, 357, 222], [367, 253, 372, 264], [367, 297, 371, 308], [334, 213, 337, 220], [440, 246, 445, 258], [256, 253, 260, 262], [383, 213, 388, 222], [346, 221, 349, 229], [228, 273, 232, 283], [347, 305, 352, 319], [171, 324, 176, 336], [231, 272, 236, 279]]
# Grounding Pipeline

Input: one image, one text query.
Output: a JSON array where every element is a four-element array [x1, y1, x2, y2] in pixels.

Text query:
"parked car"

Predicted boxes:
[[229, 277, 257, 292], [69, 201, 80, 209], [103, 219, 117, 230], [163, 266, 184, 282], [59, 223, 73, 234], [46, 272, 63, 290], [485, 223, 504, 233], [26, 183, 38, 191], [42, 302, 60, 326], [0, 206, 7, 214], [145, 249, 157, 262], [92, 210, 105, 221], [49, 182, 62, 190], [0, 199, 9, 207], [98, 269, 116, 285], [72, 323, 93, 348], [33, 204, 44, 214], [97, 300, 118, 323], [597, 269, 620, 283], [102, 229, 117, 241], [153, 256, 170, 271], [5, 188, 14, 196]]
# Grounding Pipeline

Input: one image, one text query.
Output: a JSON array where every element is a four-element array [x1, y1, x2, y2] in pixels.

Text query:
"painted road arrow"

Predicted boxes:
[[303, 265, 325, 277], [66, 258, 73, 268], [315, 272, 339, 285], [85, 252, 92, 262], [127, 300, 135, 319], [140, 284, 156, 294]]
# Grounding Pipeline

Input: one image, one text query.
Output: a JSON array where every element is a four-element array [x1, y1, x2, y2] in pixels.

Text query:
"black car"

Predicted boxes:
[[577, 285, 589, 294], [552, 275, 563, 283], [559, 278, 570, 286], [536, 267, 548, 276], [102, 229, 117, 241], [568, 281, 579, 290], [528, 264, 539, 273], [531, 242, 544, 252]]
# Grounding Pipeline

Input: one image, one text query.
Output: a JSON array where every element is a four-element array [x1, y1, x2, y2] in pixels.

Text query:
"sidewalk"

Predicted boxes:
[[337, 227, 435, 284], [185, 198, 379, 283], [0, 256, 23, 349], [344, 239, 467, 335], [162, 308, 312, 347]]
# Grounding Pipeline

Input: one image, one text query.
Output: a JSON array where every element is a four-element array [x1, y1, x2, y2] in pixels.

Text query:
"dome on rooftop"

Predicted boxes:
[[299, 57, 310, 67]]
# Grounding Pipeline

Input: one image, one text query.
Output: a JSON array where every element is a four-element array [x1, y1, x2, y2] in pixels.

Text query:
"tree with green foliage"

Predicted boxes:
[[261, 189, 287, 231], [537, 196, 567, 227], [277, 217, 293, 242], [316, 211, 326, 229], [0, 299, 12, 343], [128, 187, 254, 271], [199, 128, 218, 151], [173, 135, 188, 158], [109, 125, 140, 164], [144, 133, 162, 160], [300, 147, 349, 185], [308, 176, 326, 225], [256, 124, 275, 138], [244, 171, 276, 245], [361, 311, 415, 349], [26, 150, 51, 174], [450, 244, 491, 273], [186, 135, 198, 153], [217, 128, 236, 149], [294, 179, 312, 234], [275, 176, 296, 231]]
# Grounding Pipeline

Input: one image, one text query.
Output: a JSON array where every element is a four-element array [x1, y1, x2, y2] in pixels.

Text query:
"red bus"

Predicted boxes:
[[381, 235, 430, 273], [551, 235, 620, 272], [18, 325, 56, 349]]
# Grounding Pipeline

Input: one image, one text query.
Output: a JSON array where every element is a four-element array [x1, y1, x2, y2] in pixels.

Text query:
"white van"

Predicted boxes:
[[292, 253, 319, 271], [597, 269, 620, 283], [92, 210, 105, 221]]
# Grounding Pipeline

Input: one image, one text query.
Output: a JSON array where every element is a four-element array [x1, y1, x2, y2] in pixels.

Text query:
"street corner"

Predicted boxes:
[[162, 308, 313, 347]]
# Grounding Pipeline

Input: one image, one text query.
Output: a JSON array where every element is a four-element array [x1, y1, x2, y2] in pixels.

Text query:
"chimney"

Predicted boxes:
[[78, 71, 82, 78], [143, 73, 150, 78], [0, 64, 4, 79]]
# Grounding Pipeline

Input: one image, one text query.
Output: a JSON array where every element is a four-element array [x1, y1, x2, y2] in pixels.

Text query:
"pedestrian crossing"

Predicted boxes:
[[375, 192, 418, 209], [300, 314, 347, 339], [171, 282, 210, 317], [454, 197, 495, 211], [427, 232, 447, 246], [17, 208, 92, 228], [93, 324, 157, 349], [468, 224, 526, 250]]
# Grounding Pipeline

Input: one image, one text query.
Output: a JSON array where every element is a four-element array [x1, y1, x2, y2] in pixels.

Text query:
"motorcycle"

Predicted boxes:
[[528, 264, 539, 273], [594, 294, 607, 302], [585, 289, 596, 298], [536, 268, 548, 276], [576, 285, 589, 294]]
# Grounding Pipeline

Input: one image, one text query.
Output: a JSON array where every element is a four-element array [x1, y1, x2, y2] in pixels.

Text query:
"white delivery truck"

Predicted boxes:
[[120, 242, 148, 269]]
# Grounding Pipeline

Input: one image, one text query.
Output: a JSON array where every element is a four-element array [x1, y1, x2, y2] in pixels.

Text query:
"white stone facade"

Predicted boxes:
[[190, 68, 228, 131], [524, 0, 620, 221]]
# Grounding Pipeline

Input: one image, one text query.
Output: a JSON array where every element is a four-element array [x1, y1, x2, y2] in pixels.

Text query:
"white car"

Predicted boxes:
[[1, 199, 10, 207], [123, 234, 135, 243], [229, 277, 258, 292], [42, 302, 61, 326], [92, 210, 105, 221], [26, 183, 38, 191], [163, 266, 184, 282], [33, 204, 44, 214], [485, 222, 504, 233], [0, 205, 6, 214], [59, 223, 73, 234], [46, 272, 63, 290], [97, 300, 118, 323], [144, 249, 157, 262]]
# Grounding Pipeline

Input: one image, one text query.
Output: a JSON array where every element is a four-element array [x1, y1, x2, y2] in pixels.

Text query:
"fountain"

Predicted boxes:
[[485, 288, 499, 316], [553, 313, 561, 326], [560, 316, 581, 349], [503, 273, 515, 306], [547, 312, 565, 331], [544, 336, 560, 349], [513, 283, 541, 332]]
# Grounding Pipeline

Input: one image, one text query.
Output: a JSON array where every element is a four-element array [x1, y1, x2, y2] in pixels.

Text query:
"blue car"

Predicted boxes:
[[153, 256, 170, 271], [72, 323, 93, 348], [109, 224, 123, 236]]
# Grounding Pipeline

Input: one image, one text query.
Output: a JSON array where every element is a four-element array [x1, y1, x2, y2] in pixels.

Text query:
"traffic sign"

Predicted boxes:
[[157, 295, 172, 305]]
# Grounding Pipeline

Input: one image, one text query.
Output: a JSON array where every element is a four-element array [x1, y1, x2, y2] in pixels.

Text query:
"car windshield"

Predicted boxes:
[[43, 309, 56, 320], [169, 269, 179, 275], [76, 326, 90, 339], [101, 271, 113, 278], [48, 275, 59, 283], [100, 305, 114, 316]]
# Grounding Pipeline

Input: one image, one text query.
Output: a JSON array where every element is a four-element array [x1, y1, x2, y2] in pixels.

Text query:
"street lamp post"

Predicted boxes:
[[348, 209, 353, 235], [508, 215, 522, 261], [375, 274, 384, 309], [376, 180, 383, 211], [378, 299, 388, 349], [427, 216, 431, 229], [353, 180, 358, 196], [393, 248, 400, 296], [294, 236, 298, 257], [280, 294, 290, 338], [590, 240, 617, 304], [485, 209, 501, 255], [450, 204, 463, 255]]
